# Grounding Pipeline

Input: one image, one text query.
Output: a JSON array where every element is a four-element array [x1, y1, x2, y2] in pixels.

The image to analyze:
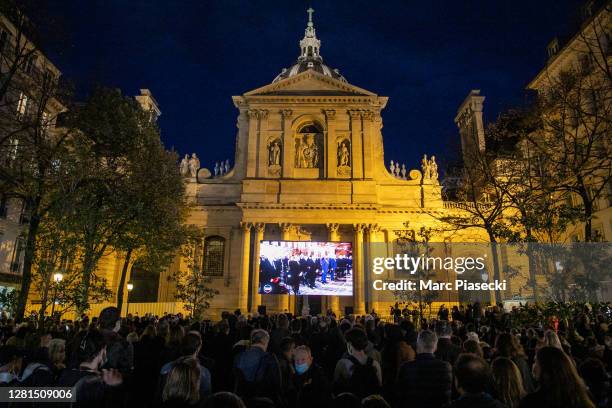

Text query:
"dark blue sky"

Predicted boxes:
[[39, 0, 583, 171]]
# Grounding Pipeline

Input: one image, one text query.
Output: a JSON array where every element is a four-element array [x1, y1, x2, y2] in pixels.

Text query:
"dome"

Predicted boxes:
[[273, 59, 347, 83], [272, 8, 347, 83]]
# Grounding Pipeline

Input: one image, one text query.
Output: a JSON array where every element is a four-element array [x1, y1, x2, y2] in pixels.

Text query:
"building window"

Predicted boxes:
[[16, 92, 28, 118], [10, 238, 24, 273], [19, 200, 30, 225], [203, 236, 225, 276], [23, 54, 36, 74]]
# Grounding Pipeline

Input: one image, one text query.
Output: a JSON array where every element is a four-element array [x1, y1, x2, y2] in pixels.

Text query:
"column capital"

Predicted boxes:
[[279, 223, 294, 233], [253, 222, 266, 233], [240, 222, 252, 232], [367, 223, 380, 234], [361, 110, 374, 120], [323, 109, 336, 119], [348, 109, 361, 119], [257, 109, 269, 119], [280, 109, 293, 119], [247, 109, 259, 119], [326, 223, 339, 233], [352, 223, 367, 233]]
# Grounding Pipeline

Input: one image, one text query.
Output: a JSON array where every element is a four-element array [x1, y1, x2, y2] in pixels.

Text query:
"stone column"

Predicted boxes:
[[366, 224, 381, 314], [281, 109, 293, 178], [239, 222, 252, 313], [326, 223, 340, 316], [246, 110, 259, 178], [250, 223, 265, 313], [256, 110, 269, 177], [278, 223, 292, 313], [362, 110, 374, 179], [324, 109, 336, 178], [349, 110, 363, 179], [353, 223, 366, 315]]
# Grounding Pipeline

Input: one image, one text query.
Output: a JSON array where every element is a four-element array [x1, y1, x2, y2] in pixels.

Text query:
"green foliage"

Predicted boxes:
[[0, 288, 19, 316], [170, 226, 219, 320]]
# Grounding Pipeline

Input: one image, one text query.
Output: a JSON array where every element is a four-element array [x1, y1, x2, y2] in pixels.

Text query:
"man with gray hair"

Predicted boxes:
[[435, 320, 461, 365], [396, 330, 452, 408], [233, 329, 281, 403]]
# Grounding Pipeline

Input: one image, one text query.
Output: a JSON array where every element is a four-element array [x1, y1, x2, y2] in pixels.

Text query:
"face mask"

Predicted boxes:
[[295, 362, 309, 375]]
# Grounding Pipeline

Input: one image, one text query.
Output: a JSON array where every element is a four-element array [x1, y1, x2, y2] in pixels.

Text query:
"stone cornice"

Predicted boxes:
[[237, 202, 381, 211]]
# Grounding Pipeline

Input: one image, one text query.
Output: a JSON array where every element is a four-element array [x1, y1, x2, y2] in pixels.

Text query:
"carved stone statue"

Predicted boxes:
[[429, 155, 438, 182], [401, 163, 407, 179], [296, 134, 319, 168], [421, 154, 430, 180], [188, 153, 200, 178], [269, 140, 281, 166], [179, 154, 190, 177], [224, 159, 230, 174], [338, 140, 350, 167], [214, 162, 220, 176], [390, 160, 396, 175]]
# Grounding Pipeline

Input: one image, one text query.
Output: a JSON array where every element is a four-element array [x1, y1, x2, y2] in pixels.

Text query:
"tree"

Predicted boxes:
[[170, 226, 219, 320]]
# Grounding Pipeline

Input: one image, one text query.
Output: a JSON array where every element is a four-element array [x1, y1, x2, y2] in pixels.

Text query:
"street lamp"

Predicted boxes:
[[51, 273, 63, 318], [126, 282, 134, 317]]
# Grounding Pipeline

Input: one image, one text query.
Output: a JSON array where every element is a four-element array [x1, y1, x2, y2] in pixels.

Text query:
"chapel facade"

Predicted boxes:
[[180, 9, 489, 318]]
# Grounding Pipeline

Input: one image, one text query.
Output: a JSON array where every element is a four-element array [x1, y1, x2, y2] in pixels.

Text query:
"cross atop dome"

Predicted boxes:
[[272, 8, 347, 83], [299, 7, 321, 61]]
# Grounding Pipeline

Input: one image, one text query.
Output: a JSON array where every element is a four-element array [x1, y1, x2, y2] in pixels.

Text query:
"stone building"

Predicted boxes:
[[175, 9, 487, 318]]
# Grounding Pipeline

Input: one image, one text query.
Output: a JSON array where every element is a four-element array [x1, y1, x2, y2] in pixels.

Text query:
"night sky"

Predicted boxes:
[[37, 0, 584, 172]]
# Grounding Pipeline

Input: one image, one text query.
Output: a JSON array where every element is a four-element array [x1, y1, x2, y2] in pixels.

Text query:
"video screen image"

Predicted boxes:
[[258, 241, 353, 296]]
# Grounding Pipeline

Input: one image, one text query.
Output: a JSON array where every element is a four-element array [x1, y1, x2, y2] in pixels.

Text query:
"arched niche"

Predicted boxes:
[[293, 119, 325, 179]]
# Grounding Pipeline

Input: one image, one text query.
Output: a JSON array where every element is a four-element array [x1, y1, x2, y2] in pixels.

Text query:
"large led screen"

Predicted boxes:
[[258, 241, 353, 296]]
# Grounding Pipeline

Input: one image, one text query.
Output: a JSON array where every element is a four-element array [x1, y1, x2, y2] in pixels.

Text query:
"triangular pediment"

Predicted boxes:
[[244, 70, 376, 97]]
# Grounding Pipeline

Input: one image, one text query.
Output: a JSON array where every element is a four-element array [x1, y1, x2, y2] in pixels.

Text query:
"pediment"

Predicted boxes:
[[244, 70, 376, 97]]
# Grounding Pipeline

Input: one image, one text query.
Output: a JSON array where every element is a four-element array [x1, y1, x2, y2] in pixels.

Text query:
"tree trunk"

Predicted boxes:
[[487, 231, 503, 304], [15, 204, 41, 322], [116, 247, 133, 315]]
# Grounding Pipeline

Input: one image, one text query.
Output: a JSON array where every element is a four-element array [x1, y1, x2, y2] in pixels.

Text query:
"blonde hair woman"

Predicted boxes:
[[162, 356, 201, 406]]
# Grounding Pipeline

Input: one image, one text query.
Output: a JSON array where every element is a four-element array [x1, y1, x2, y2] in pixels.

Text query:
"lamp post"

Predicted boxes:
[[51, 273, 63, 318], [126, 282, 134, 316]]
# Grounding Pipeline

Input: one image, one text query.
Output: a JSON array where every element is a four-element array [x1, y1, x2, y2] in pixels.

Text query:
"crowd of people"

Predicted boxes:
[[0, 302, 609, 408]]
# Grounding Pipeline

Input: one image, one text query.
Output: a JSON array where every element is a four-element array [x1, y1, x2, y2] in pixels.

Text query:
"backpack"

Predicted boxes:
[[346, 355, 381, 398]]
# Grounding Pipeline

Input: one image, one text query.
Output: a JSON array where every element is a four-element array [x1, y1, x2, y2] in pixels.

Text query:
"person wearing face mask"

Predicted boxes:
[[293, 345, 331, 408]]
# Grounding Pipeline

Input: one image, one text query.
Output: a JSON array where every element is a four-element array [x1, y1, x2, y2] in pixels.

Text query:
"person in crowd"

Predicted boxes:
[[160, 331, 212, 400], [48, 338, 66, 377], [381, 323, 415, 396], [277, 336, 296, 403], [161, 356, 202, 408], [0, 345, 22, 385], [448, 353, 504, 408], [202, 392, 247, 408], [362, 394, 392, 408], [269, 314, 291, 355], [495, 333, 535, 394], [396, 329, 452, 408], [435, 321, 461, 366], [334, 327, 382, 399], [578, 358, 609, 408], [57, 329, 124, 407], [491, 357, 525, 408], [293, 345, 332, 407], [233, 328, 282, 404], [520, 346, 595, 408], [463, 339, 484, 358], [98, 307, 133, 373]]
